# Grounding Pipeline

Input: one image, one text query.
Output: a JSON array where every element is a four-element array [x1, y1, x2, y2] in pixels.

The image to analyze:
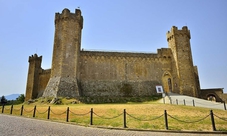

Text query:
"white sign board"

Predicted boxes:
[[156, 85, 163, 93]]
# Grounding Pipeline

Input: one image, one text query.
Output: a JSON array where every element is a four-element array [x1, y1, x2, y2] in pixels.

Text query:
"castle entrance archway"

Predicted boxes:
[[207, 94, 216, 102], [162, 72, 173, 93]]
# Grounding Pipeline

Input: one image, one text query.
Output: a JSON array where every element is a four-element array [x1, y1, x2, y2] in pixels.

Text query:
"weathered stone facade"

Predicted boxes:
[[42, 8, 82, 98], [25, 8, 226, 102]]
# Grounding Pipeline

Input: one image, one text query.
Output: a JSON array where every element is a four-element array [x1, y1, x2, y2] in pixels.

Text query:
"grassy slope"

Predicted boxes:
[[1, 98, 227, 131]]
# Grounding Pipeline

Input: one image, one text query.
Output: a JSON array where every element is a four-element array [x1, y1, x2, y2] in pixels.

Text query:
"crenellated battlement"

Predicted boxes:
[[80, 48, 172, 61], [55, 8, 83, 29], [166, 26, 191, 41], [157, 48, 172, 58], [28, 54, 42, 62]]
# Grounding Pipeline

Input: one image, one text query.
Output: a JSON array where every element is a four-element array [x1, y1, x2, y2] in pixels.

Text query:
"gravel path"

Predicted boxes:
[[0, 114, 226, 136]]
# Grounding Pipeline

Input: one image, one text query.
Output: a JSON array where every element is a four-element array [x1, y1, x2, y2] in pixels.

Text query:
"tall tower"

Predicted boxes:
[[25, 54, 42, 101], [43, 8, 83, 98], [167, 26, 198, 97]]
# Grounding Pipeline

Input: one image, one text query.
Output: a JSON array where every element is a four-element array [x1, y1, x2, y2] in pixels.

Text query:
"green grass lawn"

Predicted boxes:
[[1, 98, 227, 131]]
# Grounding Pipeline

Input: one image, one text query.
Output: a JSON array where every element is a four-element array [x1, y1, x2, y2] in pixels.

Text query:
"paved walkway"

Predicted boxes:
[[158, 93, 226, 110], [0, 114, 226, 136]]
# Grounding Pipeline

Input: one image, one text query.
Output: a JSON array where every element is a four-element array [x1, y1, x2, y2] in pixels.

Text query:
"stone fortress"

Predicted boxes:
[[25, 8, 227, 102]]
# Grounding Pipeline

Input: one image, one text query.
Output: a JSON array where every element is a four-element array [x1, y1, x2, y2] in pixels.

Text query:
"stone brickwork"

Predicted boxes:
[[25, 54, 42, 101], [25, 54, 51, 101], [167, 26, 198, 97], [42, 8, 83, 98], [200, 88, 227, 102], [79, 50, 172, 97], [37, 69, 51, 97], [25, 8, 226, 102]]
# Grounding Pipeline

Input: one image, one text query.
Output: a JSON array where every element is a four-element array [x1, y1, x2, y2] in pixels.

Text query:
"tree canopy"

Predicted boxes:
[[1, 95, 7, 105]]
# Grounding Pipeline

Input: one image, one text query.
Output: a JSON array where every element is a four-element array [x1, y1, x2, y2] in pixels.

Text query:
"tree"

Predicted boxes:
[[16, 94, 25, 104], [1, 95, 7, 105]]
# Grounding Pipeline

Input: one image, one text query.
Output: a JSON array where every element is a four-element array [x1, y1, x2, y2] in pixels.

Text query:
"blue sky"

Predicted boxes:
[[0, 0, 227, 96]]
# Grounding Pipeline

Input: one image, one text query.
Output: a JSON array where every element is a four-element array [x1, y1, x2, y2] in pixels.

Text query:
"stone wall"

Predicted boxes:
[[200, 88, 227, 102], [78, 50, 172, 97], [37, 69, 51, 97]]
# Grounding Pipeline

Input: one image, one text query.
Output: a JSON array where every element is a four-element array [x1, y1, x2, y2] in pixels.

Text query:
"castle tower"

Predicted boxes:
[[167, 26, 198, 97], [25, 54, 42, 101], [43, 8, 83, 98]]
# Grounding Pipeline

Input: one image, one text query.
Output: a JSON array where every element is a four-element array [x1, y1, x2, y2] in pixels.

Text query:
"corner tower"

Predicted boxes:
[[167, 26, 198, 97], [25, 54, 42, 101], [43, 8, 83, 98]]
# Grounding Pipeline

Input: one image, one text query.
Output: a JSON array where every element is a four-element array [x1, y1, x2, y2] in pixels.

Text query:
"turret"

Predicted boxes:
[[167, 26, 198, 97], [43, 8, 83, 98], [25, 54, 42, 101]]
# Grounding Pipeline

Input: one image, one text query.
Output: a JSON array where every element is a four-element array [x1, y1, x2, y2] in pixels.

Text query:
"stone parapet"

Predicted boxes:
[[167, 26, 191, 42], [55, 8, 83, 29], [28, 54, 42, 62]]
